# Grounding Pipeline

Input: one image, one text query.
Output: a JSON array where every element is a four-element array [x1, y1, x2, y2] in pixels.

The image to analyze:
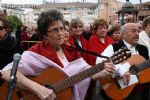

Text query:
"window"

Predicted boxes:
[[143, 6, 150, 10], [63, 13, 70, 15], [34, 13, 39, 16], [34, 18, 38, 22], [87, 12, 93, 15]]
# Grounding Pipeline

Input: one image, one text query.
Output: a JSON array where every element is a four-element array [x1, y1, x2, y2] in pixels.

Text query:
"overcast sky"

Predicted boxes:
[[1, 0, 150, 4]]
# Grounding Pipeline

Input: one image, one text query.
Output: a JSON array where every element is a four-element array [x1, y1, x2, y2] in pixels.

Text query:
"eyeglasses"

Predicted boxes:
[[47, 27, 65, 34], [73, 25, 83, 28], [0, 26, 4, 30]]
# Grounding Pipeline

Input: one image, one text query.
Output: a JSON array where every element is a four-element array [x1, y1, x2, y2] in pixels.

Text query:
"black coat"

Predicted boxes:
[[0, 34, 23, 70], [112, 40, 149, 60]]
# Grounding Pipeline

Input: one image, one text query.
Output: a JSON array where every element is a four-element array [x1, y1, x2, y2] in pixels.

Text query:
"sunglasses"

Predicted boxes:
[[73, 25, 83, 28], [0, 26, 4, 30]]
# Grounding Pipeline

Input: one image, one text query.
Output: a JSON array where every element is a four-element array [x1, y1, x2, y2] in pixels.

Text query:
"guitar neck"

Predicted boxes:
[[53, 62, 105, 93], [130, 60, 150, 74], [50, 48, 130, 93]]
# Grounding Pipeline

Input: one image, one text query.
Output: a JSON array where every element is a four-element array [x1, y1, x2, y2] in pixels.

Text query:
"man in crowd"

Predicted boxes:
[[124, 15, 134, 24], [96, 23, 150, 100]]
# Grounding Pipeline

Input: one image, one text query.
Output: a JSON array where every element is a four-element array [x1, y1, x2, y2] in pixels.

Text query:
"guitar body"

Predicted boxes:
[[0, 48, 132, 100], [100, 55, 150, 100], [0, 67, 72, 100]]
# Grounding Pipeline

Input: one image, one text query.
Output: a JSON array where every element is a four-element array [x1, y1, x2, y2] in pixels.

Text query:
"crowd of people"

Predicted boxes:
[[0, 8, 150, 100]]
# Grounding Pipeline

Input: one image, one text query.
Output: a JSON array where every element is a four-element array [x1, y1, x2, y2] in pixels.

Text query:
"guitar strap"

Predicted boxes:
[[72, 37, 109, 59]]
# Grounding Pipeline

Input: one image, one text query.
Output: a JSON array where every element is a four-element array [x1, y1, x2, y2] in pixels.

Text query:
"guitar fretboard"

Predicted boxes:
[[130, 60, 150, 74], [49, 48, 130, 93], [53, 62, 105, 93]]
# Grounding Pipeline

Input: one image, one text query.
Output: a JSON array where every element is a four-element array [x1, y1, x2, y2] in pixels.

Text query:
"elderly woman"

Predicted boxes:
[[0, 17, 23, 70], [1, 9, 115, 100], [87, 19, 113, 66], [68, 18, 88, 61]]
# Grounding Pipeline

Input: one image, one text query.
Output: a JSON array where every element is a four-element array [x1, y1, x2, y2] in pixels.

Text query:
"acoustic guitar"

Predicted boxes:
[[101, 54, 150, 100], [0, 48, 131, 100]]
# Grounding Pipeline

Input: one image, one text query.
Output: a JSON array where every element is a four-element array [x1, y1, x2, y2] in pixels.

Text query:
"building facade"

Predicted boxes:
[[98, 0, 123, 24], [1, 1, 123, 28], [37, 2, 98, 23], [135, 1, 150, 21], [28, 1, 123, 27]]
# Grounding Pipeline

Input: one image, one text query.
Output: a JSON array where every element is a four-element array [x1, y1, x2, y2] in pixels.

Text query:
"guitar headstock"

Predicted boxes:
[[111, 48, 131, 64]]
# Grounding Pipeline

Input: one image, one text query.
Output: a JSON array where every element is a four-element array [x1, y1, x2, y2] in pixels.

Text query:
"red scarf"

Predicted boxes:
[[29, 40, 81, 68], [87, 34, 114, 66], [68, 35, 88, 62]]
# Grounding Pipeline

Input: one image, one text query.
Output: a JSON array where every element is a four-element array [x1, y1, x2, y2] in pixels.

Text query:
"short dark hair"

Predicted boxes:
[[37, 9, 64, 36], [0, 17, 10, 28], [63, 20, 70, 27], [107, 26, 120, 36], [142, 16, 150, 30], [0, 17, 11, 33]]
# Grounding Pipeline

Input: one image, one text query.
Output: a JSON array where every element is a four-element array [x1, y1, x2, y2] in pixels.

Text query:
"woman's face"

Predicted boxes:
[[112, 31, 122, 41], [96, 25, 108, 38], [145, 24, 150, 36], [0, 21, 7, 39], [71, 24, 83, 36], [20, 26, 24, 31], [83, 24, 91, 32], [64, 25, 69, 41], [46, 20, 65, 48]]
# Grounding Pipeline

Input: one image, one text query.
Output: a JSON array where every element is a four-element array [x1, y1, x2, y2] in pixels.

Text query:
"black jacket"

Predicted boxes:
[[112, 40, 149, 60], [0, 34, 23, 70]]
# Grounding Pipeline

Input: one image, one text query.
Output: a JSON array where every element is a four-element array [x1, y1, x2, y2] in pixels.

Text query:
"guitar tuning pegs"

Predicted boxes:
[[119, 58, 123, 61], [114, 60, 118, 64], [114, 56, 117, 59], [120, 48, 124, 50], [123, 56, 127, 59], [119, 48, 123, 52], [126, 51, 132, 56]]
